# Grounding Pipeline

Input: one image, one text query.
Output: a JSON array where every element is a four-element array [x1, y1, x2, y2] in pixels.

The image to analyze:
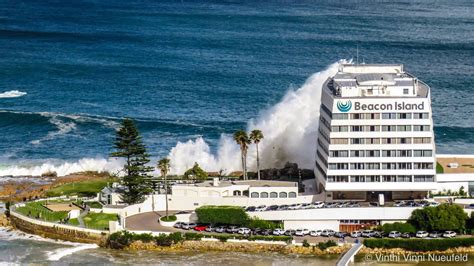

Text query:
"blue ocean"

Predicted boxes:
[[0, 0, 473, 176]]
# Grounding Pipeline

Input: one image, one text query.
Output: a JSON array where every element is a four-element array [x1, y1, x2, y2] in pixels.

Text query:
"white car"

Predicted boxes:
[[321, 229, 335, 237], [255, 205, 267, 212], [388, 231, 401, 238], [416, 231, 429, 238], [181, 223, 197, 230], [310, 230, 322, 237], [350, 231, 361, 238], [312, 201, 324, 208], [288, 204, 302, 210], [273, 229, 285, 236], [361, 230, 375, 238], [300, 203, 312, 209], [237, 227, 251, 235], [443, 231, 456, 238], [430, 202, 440, 207], [295, 229, 310, 236]]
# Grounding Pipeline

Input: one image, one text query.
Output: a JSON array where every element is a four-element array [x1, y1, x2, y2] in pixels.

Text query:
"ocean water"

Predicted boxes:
[[0, 0, 473, 176]]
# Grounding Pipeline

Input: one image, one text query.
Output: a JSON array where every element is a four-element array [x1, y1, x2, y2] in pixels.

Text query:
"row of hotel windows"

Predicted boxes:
[[331, 125, 430, 132], [329, 149, 433, 158], [325, 175, 434, 183], [249, 191, 297, 198], [330, 137, 431, 145], [320, 105, 429, 120], [327, 162, 434, 170]]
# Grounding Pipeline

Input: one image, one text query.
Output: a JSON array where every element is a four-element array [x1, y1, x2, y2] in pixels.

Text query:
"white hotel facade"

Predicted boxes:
[[315, 64, 437, 201]]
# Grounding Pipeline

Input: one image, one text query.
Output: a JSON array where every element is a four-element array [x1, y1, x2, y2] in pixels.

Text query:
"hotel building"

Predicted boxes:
[[315, 64, 437, 201]]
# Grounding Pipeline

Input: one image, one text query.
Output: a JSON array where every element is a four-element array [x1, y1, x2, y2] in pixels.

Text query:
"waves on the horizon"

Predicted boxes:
[[0, 90, 27, 98]]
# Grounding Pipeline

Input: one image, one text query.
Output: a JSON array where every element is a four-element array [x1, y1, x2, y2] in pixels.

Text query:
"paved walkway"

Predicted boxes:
[[336, 242, 363, 266]]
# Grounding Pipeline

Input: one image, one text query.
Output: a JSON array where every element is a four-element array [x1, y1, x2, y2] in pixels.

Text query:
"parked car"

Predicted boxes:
[[394, 201, 405, 207], [369, 202, 379, 207], [215, 226, 226, 233], [288, 204, 302, 210], [443, 231, 457, 238], [181, 223, 197, 230], [300, 203, 312, 209], [466, 204, 474, 209], [429, 231, 442, 238], [388, 231, 401, 238], [226, 226, 239, 233], [173, 222, 184, 229], [324, 202, 337, 208], [238, 227, 251, 235], [284, 230, 296, 236], [401, 232, 413, 238], [321, 229, 335, 237], [252, 228, 262, 235], [334, 231, 348, 238], [266, 205, 279, 211], [245, 206, 256, 212], [255, 205, 267, 212], [350, 231, 361, 238], [337, 202, 349, 208], [347, 201, 360, 207], [361, 230, 375, 238], [205, 225, 215, 232], [373, 231, 386, 238], [312, 201, 324, 208], [194, 224, 208, 231], [273, 229, 285, 236], [310, 230, 322, 237], [260, 229, 272, 236], [416, 231, 429, 238], [429, 202, 440, 207], [295, 229, 310, 236]]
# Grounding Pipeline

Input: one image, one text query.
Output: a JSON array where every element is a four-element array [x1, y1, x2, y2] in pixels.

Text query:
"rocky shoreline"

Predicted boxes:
[[359, 246, 474, 256]]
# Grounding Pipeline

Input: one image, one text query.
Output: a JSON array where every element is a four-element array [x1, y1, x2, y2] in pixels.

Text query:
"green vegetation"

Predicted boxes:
[[183, 162, 208, 181], [110, 118, 153, 204], [69, 213, 118, 230], [84, 201, 103, 209], [234, 130, 251, 180], [249, 129, 264, 180], [379, 222, 416, 233], [316, 240, 337, 250], [246, 217, 281, 230], [467, 212, 474, 234], [364, 238, 474, 252], [158, 157, 171, 216], [15, 201, 69, 222], [107, 231, 292, 249], [46, 178, 115, 197], [436, 162, 444, 174], [195, 206, 249, 225], [160, 215, 177, 222], [408, 204, 468, 232]]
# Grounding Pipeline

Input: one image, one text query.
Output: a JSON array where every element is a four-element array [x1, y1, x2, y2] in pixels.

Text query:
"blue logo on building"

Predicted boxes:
[[337, 100, 352, 112]]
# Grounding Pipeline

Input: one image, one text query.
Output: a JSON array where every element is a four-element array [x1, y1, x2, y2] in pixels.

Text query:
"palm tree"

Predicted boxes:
[[158, 158, 171, 218], [249, 129, 264, 180], [233, 130, 251, 180]]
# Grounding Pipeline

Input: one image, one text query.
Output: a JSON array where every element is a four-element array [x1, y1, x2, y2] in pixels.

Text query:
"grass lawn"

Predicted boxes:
[[15, 201, 69, 222], [84, 201, 103, 209], [46, 178, 116, 197], [436, 162, 444, 174], [79, 213, 118, 230]]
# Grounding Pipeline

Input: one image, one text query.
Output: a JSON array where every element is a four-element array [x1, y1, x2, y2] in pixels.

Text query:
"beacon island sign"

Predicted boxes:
[[336, 100, 425, 112]]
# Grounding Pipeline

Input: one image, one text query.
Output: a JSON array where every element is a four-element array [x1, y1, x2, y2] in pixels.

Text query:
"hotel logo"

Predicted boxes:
[[337, 100, 352, 112]]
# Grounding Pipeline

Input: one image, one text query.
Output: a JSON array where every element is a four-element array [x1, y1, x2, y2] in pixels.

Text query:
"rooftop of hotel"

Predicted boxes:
[[437, 155, 474, 174], [326, 63, 429, 98], [173, 180, 298, 188]]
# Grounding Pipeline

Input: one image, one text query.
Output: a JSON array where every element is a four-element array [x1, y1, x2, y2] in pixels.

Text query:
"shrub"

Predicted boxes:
[[302, 239, 310, 247], [184, 232, 204, 241], [317, 240, 337, 250], [246, 217, 281, 230], [107, 231, 135, 249], [408, 204, 468, 232], [195, 206, 249, 225], [364, 238, 474, 252], [160, 215, 177, 222], [133, 233, 154, 243], [183, 162, 208, 181], [381, 222, 416, 233], [168, 232, 184, 243]]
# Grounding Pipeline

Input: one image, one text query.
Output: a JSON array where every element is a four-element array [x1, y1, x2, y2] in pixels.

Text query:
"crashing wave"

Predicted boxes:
[[0, 90, 27, 98]]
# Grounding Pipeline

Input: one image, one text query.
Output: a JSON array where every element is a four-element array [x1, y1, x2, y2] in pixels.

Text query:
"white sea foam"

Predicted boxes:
[[31, 113, 77, 145], [0, 157, 124, 177], [46, 243, 98, 261], [168, 61, 344, 174], [0, 90, 27, 98]]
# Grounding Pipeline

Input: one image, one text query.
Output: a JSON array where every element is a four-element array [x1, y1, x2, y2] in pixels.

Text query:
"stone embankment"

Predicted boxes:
[[126, 240, 351, 255], [0, 214, 11, 227], [359, 246, 474, 255]]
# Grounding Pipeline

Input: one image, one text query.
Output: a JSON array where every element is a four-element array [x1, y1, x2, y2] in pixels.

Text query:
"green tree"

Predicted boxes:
[[183, 162, 208, 181], [234, 130, 251, 180], [111, 118, 153, 204], [158, 158, 171, 218], [459, 186, 466, 197], [249, 129, 264, 181], [408, 204, 468, 232]]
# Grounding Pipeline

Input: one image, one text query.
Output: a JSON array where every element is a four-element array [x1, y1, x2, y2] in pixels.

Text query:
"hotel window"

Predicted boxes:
[[329, 163, 348, 170], [270, 192, 278, 198], [321, 104, 332, 118], [397, 113, 412, 119], [251, 192, 259, 198], [366, 175, 380, 182], [397, 150, 412, 157], [351, 125, 363, 132], [260, 192, 269, 198], [382, 138, 395, 144], [366, 125, 380, 132], [382, 125, 396, 132], [333, 113, 348, 120], [366, 138, 380, 144], [328, 176, 348, 182], [383, 175, 397, 182], [279, 192, 288, 198], [403, 88, 409, 95], [382, 113, 397, 119], [397, 163, 412, 169], [331, 126, 348, 132], [369, 113, 380, 119], [350, 163, 365, 170], [414, 125, 430, 131], [397, 125, 412, 131], [397, 175, 412, 182], [366, 150, 380, 157], [366, 163, 380, 169], [382, 163, 397, 169], [351, 138, 364, 144], [414, 163, 434, 169], [367, 89, 373, 95], [351, 113, 363, 119], [398, 138, 412, 144], [414, 175, 434, 182], [330, 150, 348, 157], [413, 137, 431, 144], [414, 112, 429, 119], [382, 150, 397, 157], [350, 150, 365, 157], [289, 192, 297, 198], [331, 138, 348, 145], [414, 150, 432, 157], [350, 176, 365, 182]]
